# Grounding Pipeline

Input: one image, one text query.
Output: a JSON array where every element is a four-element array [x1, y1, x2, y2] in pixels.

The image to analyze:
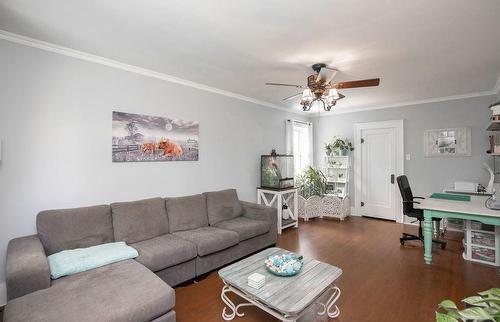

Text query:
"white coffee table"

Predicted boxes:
[[218, 247, 342, 322]]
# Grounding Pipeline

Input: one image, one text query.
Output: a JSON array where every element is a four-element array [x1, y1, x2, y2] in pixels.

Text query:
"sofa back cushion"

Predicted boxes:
[[37, 205, 114, 256], [204, 189, 243, 225], [166, 194, 209, 232], [111, 197, 168, 244]]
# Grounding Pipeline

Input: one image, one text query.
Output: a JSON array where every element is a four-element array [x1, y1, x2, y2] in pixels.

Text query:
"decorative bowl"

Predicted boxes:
[[264, 253, 303, 277]]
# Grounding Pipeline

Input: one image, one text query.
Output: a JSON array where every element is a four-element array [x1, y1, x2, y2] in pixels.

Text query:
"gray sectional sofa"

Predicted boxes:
[[4, 189, 277, 322]]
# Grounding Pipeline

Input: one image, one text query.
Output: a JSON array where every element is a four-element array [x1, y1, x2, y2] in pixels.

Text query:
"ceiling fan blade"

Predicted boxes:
[[282, 92, 303, 101], [265, 82, 304, 88], [332, 78, 380, 89], [316, 67, 338, 84]]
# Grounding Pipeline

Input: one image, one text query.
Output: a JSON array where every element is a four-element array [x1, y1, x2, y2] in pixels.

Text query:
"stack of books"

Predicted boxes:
[[247, 273, 266, 289]]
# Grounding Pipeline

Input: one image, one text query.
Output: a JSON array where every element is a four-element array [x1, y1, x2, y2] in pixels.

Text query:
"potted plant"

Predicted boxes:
[[436, 288, 500, 321], [296, 166, 327, 199], [330, 137, 354, 156], [325, 142, 334, 156]]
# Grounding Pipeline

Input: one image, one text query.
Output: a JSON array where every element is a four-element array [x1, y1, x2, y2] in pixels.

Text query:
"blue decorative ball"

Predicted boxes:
[[273, 257, 283, 267]]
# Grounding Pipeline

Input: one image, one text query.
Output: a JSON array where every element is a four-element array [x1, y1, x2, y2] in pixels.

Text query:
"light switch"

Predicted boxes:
[[405, 154, 411, 161]]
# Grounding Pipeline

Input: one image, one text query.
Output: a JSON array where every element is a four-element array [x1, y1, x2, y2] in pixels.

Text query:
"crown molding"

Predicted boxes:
[[0, 29, 302, 115], [0, 29, 498, 117], [311, 89, 498, 118]]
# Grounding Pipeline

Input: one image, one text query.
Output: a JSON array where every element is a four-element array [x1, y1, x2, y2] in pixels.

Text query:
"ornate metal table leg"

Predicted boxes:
[[221, 284, 254, 320], [221, 285, 238, 320], [317, 285, 341, 318]]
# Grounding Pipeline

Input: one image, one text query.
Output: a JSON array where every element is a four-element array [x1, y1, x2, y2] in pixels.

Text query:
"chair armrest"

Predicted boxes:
[[413, 196, 425, 200], [403, 200, 421, 204], [241, 201, 277, 228], [6, 235, 51, 301]]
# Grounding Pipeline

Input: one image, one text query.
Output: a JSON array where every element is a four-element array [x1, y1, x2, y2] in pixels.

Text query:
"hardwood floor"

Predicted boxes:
[[175, 217, 499, 322]]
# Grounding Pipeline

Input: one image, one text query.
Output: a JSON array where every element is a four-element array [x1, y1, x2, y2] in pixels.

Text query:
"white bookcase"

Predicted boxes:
[[323, 155, 350, 199], [463, 220, 500, 266]]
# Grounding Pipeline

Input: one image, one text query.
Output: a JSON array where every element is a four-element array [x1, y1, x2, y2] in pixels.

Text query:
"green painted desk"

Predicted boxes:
[[416, 196, 500, 265]]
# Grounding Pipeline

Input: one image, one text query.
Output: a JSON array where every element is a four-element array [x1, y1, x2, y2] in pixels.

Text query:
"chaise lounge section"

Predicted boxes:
[[4, 189, 277, 322]]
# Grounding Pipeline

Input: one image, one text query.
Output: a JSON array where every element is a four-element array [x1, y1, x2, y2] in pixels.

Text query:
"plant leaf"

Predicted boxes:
[[457, 307, 495, 320], [435, 312, 459, 322], [477, 298, 500, 305], [438, 300, 458, 310], [463, 296, 488, 307], [479, 288, 500, 297]]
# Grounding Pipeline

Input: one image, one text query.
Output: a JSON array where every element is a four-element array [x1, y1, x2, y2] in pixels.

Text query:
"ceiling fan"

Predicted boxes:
[[266, 63, 380, 111]]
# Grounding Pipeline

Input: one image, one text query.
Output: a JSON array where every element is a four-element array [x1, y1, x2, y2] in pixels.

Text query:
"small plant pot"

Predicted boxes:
[[334, 149, 348, 156]]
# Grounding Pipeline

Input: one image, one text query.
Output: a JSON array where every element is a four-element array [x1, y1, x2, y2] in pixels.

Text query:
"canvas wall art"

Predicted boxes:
[[112, 111, 199, 162]]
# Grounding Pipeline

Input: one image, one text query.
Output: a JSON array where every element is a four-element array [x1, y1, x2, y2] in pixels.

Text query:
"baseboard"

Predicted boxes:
[[0, 281, 6, 307]]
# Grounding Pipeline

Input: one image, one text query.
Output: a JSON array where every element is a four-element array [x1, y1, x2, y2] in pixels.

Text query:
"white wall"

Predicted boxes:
[[313, 95, 497, 215], [0, 39, 307, 293]]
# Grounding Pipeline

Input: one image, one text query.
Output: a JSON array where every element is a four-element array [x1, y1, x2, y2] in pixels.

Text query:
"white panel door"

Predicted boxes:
[[360, 127, 397, 220]]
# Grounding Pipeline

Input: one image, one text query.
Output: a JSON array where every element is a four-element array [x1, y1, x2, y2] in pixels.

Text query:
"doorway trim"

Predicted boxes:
[[353, 120, 405, 223]]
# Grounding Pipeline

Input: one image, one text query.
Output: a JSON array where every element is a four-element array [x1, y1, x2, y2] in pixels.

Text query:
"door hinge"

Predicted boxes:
[[361, 201, 365, 207], [360, 138, 365, 144]]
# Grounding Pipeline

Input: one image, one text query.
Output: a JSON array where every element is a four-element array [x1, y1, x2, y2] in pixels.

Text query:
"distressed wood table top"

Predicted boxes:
[[218, 247, 342, 316]]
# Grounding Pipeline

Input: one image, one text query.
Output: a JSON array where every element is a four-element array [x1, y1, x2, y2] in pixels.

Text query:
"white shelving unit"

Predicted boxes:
[[463, 220, 500, 266], [323, 155, 350, 199]]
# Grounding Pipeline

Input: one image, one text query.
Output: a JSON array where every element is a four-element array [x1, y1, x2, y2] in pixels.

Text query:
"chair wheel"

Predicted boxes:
[[400, 239, 405, 246]]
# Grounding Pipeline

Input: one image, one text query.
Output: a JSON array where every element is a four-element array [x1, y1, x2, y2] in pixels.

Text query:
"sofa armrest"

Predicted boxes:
[[241, 201, 277, 228], [6, 235, 51, 300]]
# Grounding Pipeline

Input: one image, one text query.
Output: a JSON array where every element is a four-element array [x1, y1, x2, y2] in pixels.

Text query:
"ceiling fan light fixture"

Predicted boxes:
[[265, 63, 380, 113], [328, 88, 340, 100], [301, 89, 313, 103]]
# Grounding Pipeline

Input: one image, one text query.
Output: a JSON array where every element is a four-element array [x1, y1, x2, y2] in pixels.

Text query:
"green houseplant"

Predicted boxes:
[[326, 137, 354, 156], [436, 288, 500, 321], [296, 166, 327, 199]]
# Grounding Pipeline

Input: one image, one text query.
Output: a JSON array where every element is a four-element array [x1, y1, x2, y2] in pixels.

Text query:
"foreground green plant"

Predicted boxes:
[[436, 288, 500, 321], [296, 166, 326, 199]]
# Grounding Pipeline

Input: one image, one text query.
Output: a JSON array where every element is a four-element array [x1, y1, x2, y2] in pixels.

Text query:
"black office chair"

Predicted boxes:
[[397, 175, 446, 249]]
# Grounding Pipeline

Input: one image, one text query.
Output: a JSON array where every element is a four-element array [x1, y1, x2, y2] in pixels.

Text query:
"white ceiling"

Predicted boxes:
[[1, 0, 499, 113]]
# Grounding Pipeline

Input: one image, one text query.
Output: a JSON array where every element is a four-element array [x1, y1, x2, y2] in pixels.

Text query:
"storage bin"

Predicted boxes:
[[471, 231, 495, 248], [471, 220, 495, 232], [471, 246, 495, 264]]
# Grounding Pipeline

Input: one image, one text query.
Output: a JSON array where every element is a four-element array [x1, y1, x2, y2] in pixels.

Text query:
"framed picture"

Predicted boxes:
[[424, 127, 471, 157], [112, 111, 199, 162]]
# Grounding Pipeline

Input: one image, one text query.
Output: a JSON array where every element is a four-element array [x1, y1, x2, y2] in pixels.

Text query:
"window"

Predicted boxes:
[[286, 120, 313, 176]]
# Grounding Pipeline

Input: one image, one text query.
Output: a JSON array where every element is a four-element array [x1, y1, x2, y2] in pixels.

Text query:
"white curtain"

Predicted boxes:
[[285, 120, 313, 176]]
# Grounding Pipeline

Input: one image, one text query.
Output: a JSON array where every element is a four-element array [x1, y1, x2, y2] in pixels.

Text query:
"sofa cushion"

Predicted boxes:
[[5, 260, 174, 322], [111, 197, 169, 244], [213, 217, 271, 241], [205, 189, 243, 225], [131, 234, 197, 272], [173, 227, 239, 256], [37, 205, 114, 256], [166, 194, 208, 232]]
